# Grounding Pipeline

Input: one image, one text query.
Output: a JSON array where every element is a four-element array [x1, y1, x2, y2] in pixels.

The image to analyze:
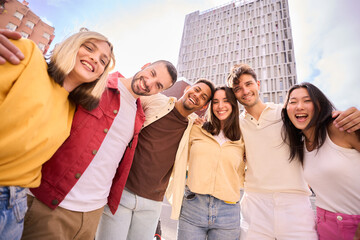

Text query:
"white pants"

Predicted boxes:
[[240, 191, 318, 240], [95, 188, 162, 240]]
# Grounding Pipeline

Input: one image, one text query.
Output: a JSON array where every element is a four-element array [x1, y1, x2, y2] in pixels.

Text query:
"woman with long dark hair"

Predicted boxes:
[[282, 82, 360, 240], [177, 86, 245, 240]]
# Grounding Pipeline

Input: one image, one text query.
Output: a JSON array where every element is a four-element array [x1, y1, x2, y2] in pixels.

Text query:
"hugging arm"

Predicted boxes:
[[0, 29, 24, 65], [332, 107, 360, 133]]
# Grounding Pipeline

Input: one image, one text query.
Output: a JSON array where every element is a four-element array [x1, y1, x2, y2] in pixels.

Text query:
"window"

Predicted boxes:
[[6, 22, 17, 31], [21, 32, 29, 38], [25, 21, 35, 29], [43, 32, 51, 40], [14, 11, 24, 20], [38, 43, 45, 52]]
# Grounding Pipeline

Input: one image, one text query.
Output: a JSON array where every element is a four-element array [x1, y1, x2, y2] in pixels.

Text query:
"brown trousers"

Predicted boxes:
[[21, 195, 104, 240]]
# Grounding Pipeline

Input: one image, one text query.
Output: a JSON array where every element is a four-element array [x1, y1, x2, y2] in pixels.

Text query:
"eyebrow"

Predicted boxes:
[[198, 87, 209, 99], [85, 41, 110, 62]]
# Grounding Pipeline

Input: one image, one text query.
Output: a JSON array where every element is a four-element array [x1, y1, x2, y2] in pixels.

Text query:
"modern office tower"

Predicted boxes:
[[177, 0, 297, 104], [0, 0, 55, 54]]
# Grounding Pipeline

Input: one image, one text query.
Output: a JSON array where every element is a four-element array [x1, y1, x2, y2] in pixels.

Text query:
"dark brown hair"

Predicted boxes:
[[281, 82, 335, 164], [203, 86, 241, 141], [227, 63, 257, 88]]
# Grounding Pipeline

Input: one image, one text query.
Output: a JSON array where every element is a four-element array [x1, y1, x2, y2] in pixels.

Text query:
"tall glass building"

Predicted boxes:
[[177, 0, 296, 103]]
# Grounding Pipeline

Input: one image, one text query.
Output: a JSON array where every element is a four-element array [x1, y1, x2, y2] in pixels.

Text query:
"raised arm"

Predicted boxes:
[[0, 29, 24, 65], [332, 107, 360, 133]]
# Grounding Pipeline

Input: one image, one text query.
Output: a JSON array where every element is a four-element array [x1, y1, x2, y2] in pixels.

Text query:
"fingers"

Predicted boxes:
[[0, 30, 24, 65], [333, 107, 360, 132], [0, 29, 22, 39], [194, 117, 206, 125]]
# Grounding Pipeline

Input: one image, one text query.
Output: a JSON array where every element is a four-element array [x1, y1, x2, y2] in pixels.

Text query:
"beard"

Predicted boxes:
[[131, 73, 150, 96]]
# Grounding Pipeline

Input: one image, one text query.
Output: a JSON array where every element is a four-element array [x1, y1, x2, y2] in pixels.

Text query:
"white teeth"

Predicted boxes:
[[140, 81, 145, 90], [295, 114, 308, 118], [189, 98, 195, 104], [81, 61, 93, 71]]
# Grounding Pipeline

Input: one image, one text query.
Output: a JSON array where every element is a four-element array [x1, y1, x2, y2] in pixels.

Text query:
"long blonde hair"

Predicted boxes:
[[48, 31, 115, 110]]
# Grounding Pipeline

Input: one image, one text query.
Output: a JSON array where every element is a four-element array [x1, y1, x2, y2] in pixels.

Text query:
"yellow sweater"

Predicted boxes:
[[0, 39, 75, 188]]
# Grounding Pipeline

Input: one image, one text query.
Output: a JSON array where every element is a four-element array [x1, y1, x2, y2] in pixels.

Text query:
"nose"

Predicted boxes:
[[218, 100, 224, 108], [296, 101, 304, 109]]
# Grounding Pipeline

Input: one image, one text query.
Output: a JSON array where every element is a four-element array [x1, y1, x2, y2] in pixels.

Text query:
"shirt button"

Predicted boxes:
[[251, 117, 253, 120], [104, 128, 109, 133], [337, 216, 343, 221], [92, 149, 98, 155], [51, 199, 59, 205], [113, 110, 118, 114], [75, 173, 81, 179]]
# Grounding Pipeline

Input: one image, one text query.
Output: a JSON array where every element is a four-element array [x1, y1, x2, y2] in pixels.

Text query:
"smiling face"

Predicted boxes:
[[212, 89, 232, 127], [67, 39, 111, 88], [232, 73, 261, 109], [131, 62, 173, 96], [179, 82, 212, 113], [286, 87, 315, 132]]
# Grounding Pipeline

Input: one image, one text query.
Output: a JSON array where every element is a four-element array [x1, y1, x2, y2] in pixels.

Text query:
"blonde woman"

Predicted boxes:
[[0, 30, 115, 240]]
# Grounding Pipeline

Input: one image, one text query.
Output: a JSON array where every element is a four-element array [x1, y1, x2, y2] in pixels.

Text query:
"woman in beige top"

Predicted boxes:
[[177, 86, 245, 240]]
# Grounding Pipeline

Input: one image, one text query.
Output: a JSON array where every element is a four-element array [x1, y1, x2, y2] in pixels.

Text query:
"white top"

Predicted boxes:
[[213, 130, 229, 146], [60, 79, 137, 212], [240, 102, 310, 195], [304, 131, 360, 215]]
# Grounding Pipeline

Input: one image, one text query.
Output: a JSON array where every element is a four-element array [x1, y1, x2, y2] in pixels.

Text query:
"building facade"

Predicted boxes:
[[0, 0, 55, 54], [177, 0, 296, 104]]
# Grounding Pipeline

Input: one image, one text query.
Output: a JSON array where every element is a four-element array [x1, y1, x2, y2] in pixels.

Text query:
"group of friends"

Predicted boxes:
[[0, 28, 359, 240]]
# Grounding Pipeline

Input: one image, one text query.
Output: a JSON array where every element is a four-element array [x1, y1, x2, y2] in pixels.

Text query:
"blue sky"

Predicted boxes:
[[26, 0, 360, 109]]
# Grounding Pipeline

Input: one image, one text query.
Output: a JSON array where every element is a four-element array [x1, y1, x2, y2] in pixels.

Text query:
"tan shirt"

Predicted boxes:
[[186, 124, 245, 203], [240, 103, 310, 195]]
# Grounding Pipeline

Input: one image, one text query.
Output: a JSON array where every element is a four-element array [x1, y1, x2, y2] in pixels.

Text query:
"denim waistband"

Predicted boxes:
[[0, 186, 27, 208]]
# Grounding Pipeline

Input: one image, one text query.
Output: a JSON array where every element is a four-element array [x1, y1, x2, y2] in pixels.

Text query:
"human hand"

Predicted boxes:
[[194, 116, 205, 126], [332, 107, 360, 133], [0, 29, 24, 65]]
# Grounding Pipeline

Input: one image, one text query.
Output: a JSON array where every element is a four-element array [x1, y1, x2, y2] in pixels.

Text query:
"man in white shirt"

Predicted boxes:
[[226, 63, 360, 240]]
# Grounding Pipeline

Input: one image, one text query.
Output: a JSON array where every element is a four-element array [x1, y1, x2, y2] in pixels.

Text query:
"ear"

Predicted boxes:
[[141, 62, 151, 70], [256, 80, 260, 89]]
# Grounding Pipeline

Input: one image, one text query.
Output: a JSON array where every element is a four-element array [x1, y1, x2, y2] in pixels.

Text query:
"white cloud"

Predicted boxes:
[[44, 0, 70, 7], [289, 0, 360, 109], [86, 0, 214, 77], [40, 17, 53, 27]]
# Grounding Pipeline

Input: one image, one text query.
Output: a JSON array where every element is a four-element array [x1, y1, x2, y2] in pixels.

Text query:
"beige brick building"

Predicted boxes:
[[177, 0, 296, 104], [0, 0, 55, 54]]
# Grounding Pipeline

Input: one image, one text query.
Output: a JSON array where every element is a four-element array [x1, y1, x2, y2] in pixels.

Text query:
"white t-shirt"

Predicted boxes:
[[59, 79, 137, 212], [304, 131, 360, 215]]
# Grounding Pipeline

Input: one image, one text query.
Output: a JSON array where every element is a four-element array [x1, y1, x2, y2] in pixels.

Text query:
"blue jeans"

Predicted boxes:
[[0, 186, 28, 240], [177, 187, 241, 240]]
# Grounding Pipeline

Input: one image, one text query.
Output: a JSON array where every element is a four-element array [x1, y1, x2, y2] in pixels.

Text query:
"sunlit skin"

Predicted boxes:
[[64, 39, 112, 92], [232, 73, 266, 120], [131, 63, 173, 96], [212, 90, 232, 129], [286, 88, 316, 140], [176, 82, 212, 117], [232, 74, 261, 108]]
